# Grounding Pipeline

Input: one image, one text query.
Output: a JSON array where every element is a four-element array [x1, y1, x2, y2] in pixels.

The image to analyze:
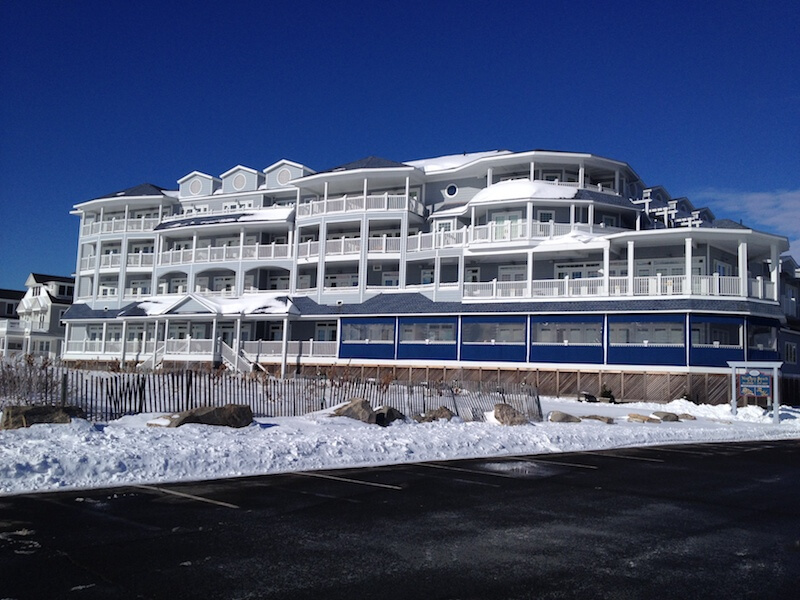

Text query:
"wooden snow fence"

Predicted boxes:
[[0, 365, 544, 424]]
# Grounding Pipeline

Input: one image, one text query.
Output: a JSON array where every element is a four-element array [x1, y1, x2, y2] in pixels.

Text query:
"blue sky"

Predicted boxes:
[[1, 0, 798, 289]]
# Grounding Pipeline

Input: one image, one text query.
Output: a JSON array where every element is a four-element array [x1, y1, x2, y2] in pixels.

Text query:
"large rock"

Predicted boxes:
[[582, 414, 614, 424], [678, 413, 697, 421], [547, 410, 581, 423], [333, 398, 376, 424], [150, 404, 253, 428], [494, 403, 529, 426], [1, 405, 86, 430], [653, 411, 680, 422], [627, 413, 661, 424], [414, 406, 456, 423], [374, 406, 405, 427]]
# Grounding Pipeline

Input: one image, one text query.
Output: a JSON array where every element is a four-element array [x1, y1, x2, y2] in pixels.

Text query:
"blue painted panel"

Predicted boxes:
[[529, 344, 603, 364], [690, 346, 745, 367], [338, 343, 395, 360], [397, 343, 457, 361], [607, 314, 684, 324], [748, 348, 780, 361], [608, 346, 686, 366], [461, 344, 527, 362]]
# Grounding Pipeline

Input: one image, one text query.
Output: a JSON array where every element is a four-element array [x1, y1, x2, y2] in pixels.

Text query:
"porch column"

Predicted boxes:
[[526, 201, 533, 237], [317, 221, 327, 304], [527, 250, 534, 297], [433, 255, 441, 302], [685, 237, 693, 294], [627, 240, 635, 296], [529, 161, 535, 181], [280, 316, 289, 378], [487, 167, 493, 187], [237, 227, 245, 296], [64, 322, 71, 357], [120, 320, 128, 366], [588, 204, 595, 233], [602, 243, 610, 296], [770, 244, 780, 300], [578, 164, 585, 187], [738, 241, 748, 297], [614, 171, 620, 194], [101, 322, 107, 355], [569, 204, 575, 228], [235, 317, 242, 354]]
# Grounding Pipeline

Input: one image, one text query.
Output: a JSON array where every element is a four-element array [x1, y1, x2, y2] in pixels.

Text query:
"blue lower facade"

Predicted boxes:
[[337, 313, 782, 369]]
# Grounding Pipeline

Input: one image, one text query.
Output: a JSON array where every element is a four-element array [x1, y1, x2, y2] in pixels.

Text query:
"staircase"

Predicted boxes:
[[219, 341, 256, 374]]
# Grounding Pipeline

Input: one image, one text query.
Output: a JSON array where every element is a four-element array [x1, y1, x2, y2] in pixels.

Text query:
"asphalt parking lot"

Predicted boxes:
[[2, 440, 799, 600]]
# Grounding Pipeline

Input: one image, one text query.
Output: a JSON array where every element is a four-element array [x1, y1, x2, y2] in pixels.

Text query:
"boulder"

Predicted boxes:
[[547, 410, 581, 423], [627, 413, 661, 424], [678, 413, 697, 421], [374, 406, 405, 427], [582, 414, 614, 424], [653, 411, 680, 422], [494, 403, 529, 426], [414, 406, 456, 423], [1, 405, 87, 430], [150, 404, 253, 428], [333, 398, 376, 424]]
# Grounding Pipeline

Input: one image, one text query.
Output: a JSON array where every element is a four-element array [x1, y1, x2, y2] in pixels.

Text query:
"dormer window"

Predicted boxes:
[[277, 168, 292, 186], [232, 173, 247, 191], [189, 179, 202, 195]]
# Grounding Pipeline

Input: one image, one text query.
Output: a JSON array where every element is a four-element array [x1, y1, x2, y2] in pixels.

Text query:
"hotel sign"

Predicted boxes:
[[737, 370, 772, 398]]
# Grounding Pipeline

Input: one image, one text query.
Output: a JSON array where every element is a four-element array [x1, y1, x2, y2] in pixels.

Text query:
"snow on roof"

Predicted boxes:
[[405, 150, 512, 173], [135, 293, 295, 317], [535, 229, 608, 251], [471, 179, 579, 204]]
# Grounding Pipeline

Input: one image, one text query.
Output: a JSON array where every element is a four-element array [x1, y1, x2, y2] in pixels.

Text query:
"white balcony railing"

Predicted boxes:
[[81, 217, 159, 237], [159, 243, 292, 266], [127, 253, 155, 268], [461, 274, 773, 302], [296, 194, 424, 218], [241, 340, 338, 358]]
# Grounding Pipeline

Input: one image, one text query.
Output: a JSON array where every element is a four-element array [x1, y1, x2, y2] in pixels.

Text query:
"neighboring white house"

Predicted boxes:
[[61, 150, 800, 402], [0, 273, 75, 359], [0, 287, 25, 357]]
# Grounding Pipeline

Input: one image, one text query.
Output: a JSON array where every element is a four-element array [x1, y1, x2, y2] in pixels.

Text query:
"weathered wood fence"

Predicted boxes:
[[0, 364, 542, 423]]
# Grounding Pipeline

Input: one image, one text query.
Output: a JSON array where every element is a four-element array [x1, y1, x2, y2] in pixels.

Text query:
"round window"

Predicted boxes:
[[232, 173, 247, 190], [277, 168, 292, 186], [445, 184, 458, 198], [189, 179, 202, 195]]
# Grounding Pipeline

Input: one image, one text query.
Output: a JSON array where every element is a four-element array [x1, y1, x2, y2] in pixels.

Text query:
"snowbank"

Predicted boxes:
[[1, 397, 798, 496]]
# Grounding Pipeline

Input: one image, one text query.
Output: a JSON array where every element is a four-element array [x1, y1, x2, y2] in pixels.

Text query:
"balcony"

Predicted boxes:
[[81, 217, 159, 237], [159, 243, 292, 266], [296, 193, 424, 218], [127, 253, 155, 268], [242, 340, 338, 360], [461, 275, 776, 302], [0, 320, 30, 335]]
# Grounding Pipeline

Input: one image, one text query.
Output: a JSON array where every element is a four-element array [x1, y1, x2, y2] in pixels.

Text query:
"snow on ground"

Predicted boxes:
[[1, 397, 799, 496]]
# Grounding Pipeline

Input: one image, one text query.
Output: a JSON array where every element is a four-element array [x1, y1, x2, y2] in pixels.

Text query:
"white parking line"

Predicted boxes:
[[296, 472, 402, 490], [134, 484, 240, 509], [598, 452, 664, 463], [419, 463, 516, 478], [518, 457, 599, 470]]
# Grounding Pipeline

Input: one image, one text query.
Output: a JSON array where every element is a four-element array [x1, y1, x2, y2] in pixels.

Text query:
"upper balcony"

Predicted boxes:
[[158, 243, 292, 266], [296, 193, 424, 219], [81, 217, 159, 237], [461, 274, 777, 302]]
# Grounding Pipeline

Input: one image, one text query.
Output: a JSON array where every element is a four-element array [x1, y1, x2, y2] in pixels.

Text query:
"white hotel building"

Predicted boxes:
[[62, 149, 800, 402]]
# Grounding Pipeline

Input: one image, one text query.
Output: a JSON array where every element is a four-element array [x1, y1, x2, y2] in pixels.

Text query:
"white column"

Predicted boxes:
[[685, 237, 693, 294], [770, 244, 780, 301], [529, 161, 535, 181], [101, 322, 107, 355], [603, 243, 610, 296], [569, 204, 575, 227], [578, 164, 585, 187], [120, 320, 128, 366], [235, 317, 242, 354], [738, 241, 748, 297], [280, 316, 289, 378], [526, 201, 533, 237], [627, 240, 635, 295], [527, 250, 534, 297], [487, 167, 493, 187], [588, 204, 595, 232]]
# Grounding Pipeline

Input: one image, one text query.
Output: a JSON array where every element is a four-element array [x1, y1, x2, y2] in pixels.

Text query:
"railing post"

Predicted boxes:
[[713, 272, 720, 295], [492, 278, 497, 298], [756, 276, 763, 299], [656, 273, 662, 295]]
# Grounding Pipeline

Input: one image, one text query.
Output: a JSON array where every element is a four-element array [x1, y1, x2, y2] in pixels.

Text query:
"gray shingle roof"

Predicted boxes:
[[290, 293, 785, 319], [95, 183, 172, 200], [323, 156, 411, 173]]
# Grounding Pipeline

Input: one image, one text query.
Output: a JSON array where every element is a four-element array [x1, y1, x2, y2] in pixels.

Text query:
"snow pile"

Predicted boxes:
[[470, 179, 579, 204], [1, 397, 798, 496]]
